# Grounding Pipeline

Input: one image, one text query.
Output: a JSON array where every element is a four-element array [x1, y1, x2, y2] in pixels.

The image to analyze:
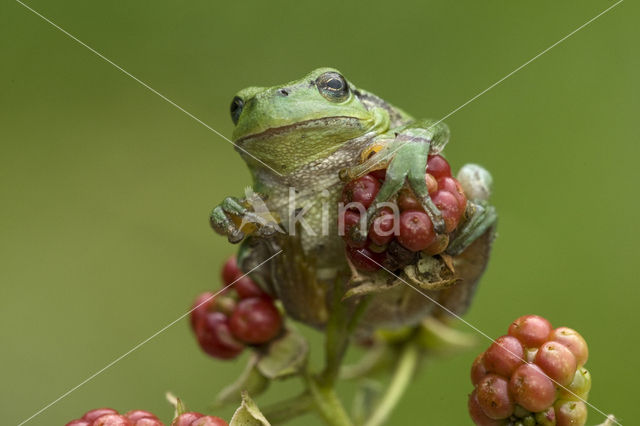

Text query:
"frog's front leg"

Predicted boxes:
[[446, 164, 497, 255], [345, 124, 450, 241], [210, 195, 277, 244]]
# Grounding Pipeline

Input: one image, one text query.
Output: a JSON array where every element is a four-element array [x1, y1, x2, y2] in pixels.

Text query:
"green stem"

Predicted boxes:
[[321, 290, 371, 386], [307, 373, 354, 426], [260, 392, 313, 424], [364, 343, 419, 426]]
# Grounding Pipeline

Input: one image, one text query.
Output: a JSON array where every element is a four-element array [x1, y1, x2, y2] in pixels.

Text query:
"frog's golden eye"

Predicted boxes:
[[230, 96, 244, 125], [316, 72, 349, 102]]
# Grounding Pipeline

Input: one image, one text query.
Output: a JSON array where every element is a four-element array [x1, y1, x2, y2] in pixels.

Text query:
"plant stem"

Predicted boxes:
[[260, 392, 313, 424], [307, 373, 354, 426], [364, 343, 419, 426]]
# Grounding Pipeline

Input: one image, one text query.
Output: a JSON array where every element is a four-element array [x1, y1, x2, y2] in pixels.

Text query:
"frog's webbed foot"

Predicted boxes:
[[209, 196, 278, 244], [446, 164, 497, 255]]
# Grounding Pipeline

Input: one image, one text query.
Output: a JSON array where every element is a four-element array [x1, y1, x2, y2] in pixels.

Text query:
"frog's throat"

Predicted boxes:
[[233, 116, 364, 145]]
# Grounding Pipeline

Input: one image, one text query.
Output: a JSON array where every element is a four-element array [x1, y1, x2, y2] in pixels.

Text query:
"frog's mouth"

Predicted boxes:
[[234, 116, 364, 145]]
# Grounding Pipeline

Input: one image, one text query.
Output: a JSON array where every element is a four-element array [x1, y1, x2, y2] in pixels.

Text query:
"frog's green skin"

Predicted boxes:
[[211, 68, 496, 329]]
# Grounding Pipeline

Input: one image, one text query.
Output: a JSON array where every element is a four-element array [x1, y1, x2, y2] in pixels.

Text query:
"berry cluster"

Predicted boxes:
[[190, 256, 283, 360], [469, 315, 591, 426], [66, 408, 228, 426], [340, 154, 467, 271]]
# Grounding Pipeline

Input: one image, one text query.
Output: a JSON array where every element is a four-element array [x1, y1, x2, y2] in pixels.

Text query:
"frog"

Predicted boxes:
[[209, 67, 496, 331]]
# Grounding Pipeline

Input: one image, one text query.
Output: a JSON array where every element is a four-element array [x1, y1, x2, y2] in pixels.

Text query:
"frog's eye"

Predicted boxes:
[[316, 72, 349, 102], [230, 96, 244, 125]]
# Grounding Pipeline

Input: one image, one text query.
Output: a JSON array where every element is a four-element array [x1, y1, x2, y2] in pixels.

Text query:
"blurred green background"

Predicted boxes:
[[2, 0, 637, 424]]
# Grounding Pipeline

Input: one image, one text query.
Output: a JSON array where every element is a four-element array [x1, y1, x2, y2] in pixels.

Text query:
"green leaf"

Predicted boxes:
[[256, 328, 308, 379], [214, 355, 270, 407], [229, 392, 271, 426]]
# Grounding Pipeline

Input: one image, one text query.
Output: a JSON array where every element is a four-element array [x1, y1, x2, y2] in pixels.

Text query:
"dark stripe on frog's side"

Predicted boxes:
[[353, 89, 413, 128]]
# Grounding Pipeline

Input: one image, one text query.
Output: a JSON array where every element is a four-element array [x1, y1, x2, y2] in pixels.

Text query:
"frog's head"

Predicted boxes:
[[229, 68, 390, 175]]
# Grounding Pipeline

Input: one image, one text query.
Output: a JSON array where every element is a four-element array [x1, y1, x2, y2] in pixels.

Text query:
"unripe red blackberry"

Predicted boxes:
[[483, 335, 524, 377], [369, 209, 396, 246], [559, 367, 591, 401], [221, 256, 241, 287], [369, 168, 386, 181], [190, 292, 215, 332], [124, 410, 159, 422], [397, 187, 421, 211], [68, 409, 166, 426], [431, 189, 463, 233], [551, 327, 589, 367], [437, 176, 467, 211], [82, 409, 119, 422], [125, 410, 163, 426], [221, 256, 265, 299], [190, 417, 228, 426], [534, 341, 577, 386], [341, 209, 367, 248], [476, 374, 514, 419], [471, 354, 489, 386], [468, 390, 507, 426], [196, 311, 245, 359], [345, 245, 385, 271], [509, 363, 556, 412], [133, 419, 164, 426], [91, 414, 134, 426], [398, 210, 436, 251], [508, 315, 552, 348], [229, 297, 282, 344], [427, 154, 452, 179], [469, 315, 591, 426], [555, 400, 588, 426], [171, 412, 203, 426], [341, 174, 380, 209]]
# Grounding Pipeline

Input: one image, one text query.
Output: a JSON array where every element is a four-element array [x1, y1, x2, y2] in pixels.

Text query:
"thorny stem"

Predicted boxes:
[[363, 342, 419, 426]]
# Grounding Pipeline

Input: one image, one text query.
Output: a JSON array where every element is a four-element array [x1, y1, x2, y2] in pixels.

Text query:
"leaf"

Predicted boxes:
[[229, 392, 271, 426], [256, 328, 308, 379], [214, 354, 270, 407]]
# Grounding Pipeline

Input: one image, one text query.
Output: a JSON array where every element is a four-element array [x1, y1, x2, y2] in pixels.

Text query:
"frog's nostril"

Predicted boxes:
[[279, 88, 289, 97]]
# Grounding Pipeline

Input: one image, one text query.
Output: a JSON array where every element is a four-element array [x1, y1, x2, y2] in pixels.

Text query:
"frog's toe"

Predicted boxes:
[[419, 196, 446, 234], [227, 229, 245, 244], [210, 205, 242, 239], [255, 223, 277, 238]]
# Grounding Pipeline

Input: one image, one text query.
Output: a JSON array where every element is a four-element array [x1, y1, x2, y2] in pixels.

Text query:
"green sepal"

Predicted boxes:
[[255, 327, 308, 379], [229, 391, 271, 426], [165, 392, 187, 418]]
